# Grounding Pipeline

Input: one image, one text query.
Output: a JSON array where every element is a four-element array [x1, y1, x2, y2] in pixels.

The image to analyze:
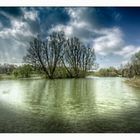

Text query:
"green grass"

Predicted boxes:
[[0, 74, 43, 80], [87, 71, 119, 77], [0, 74, 14, 80]]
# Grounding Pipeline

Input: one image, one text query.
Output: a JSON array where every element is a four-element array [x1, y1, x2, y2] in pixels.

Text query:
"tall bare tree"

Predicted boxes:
[[63, 37, 96, 78], [24, 32, 96, 79], [24, 31, 65, 79]]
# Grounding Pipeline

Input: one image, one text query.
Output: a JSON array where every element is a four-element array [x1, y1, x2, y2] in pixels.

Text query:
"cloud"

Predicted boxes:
[[0, 8, 37, 63], [93, 27, 124, 56], [37, 8, 70, 33], [0, 7, 140, 68], [115, 45, 140, 58], [49, 9, 124, 56], [49, 8, 140, 68], [49, 8, 122, 45], [23, 10, 38, 21], [0, 8, 23, 18], [49, 8, 100, 43], [0, 37, 27, 63], [49, 8, 140, 59], [92, 27, 140, 65], [0, 19, 33, 39], [0, 8, 71, 64], [66, 8, 120, 29]]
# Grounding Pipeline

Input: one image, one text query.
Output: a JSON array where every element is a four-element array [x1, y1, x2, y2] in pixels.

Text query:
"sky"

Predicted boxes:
[[0, 7, 140, 68]]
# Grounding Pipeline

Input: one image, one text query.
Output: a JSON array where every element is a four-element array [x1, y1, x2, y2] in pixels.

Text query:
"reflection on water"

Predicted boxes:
[[0, 77, 140, 132]]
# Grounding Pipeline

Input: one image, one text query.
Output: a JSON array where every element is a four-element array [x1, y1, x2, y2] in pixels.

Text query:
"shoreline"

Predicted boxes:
[[0, 73, 140, 89], [125, 78, 140, 88]]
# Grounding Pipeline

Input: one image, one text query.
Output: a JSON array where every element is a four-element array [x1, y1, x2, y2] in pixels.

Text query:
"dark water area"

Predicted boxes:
[[0, 77, 140, 133]]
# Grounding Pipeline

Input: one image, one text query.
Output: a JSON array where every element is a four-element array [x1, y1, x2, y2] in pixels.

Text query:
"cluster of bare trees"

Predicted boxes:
[[24, 31, 96, 79], [121, 51, 140, 78]]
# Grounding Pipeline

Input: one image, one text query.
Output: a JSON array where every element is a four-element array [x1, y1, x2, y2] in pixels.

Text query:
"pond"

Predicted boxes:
[[0, 77, 140, 132]]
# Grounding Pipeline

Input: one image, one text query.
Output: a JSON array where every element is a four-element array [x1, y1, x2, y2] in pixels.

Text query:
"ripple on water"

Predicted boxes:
[[0, 78, 140, 132]]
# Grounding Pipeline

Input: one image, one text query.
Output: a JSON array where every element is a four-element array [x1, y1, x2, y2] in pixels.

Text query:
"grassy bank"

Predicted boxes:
[[0, 74, 14, 80], [87, 71, 119, 77], [125, 77, 140, 88], [0, 74, 43, 80]]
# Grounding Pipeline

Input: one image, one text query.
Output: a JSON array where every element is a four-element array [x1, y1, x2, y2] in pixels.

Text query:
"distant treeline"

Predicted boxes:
[[0, 64, 35, 78], [121, 51, 140, 78], [92, 67, 120, 77], [92, 50, 140, 78], [0, 64, 16, 75]]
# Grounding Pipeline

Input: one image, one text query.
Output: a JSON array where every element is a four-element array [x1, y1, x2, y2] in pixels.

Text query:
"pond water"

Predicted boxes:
[[0, 77, 140, 132]]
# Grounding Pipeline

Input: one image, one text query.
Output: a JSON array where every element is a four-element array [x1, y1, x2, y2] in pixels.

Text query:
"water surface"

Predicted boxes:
[[0, 77, 140, 132]]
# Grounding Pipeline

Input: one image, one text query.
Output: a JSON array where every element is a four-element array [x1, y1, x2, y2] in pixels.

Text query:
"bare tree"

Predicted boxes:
[[24, 32, 96, 79], [24, 31, 65, 79], [63, 37, 96, 78]]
